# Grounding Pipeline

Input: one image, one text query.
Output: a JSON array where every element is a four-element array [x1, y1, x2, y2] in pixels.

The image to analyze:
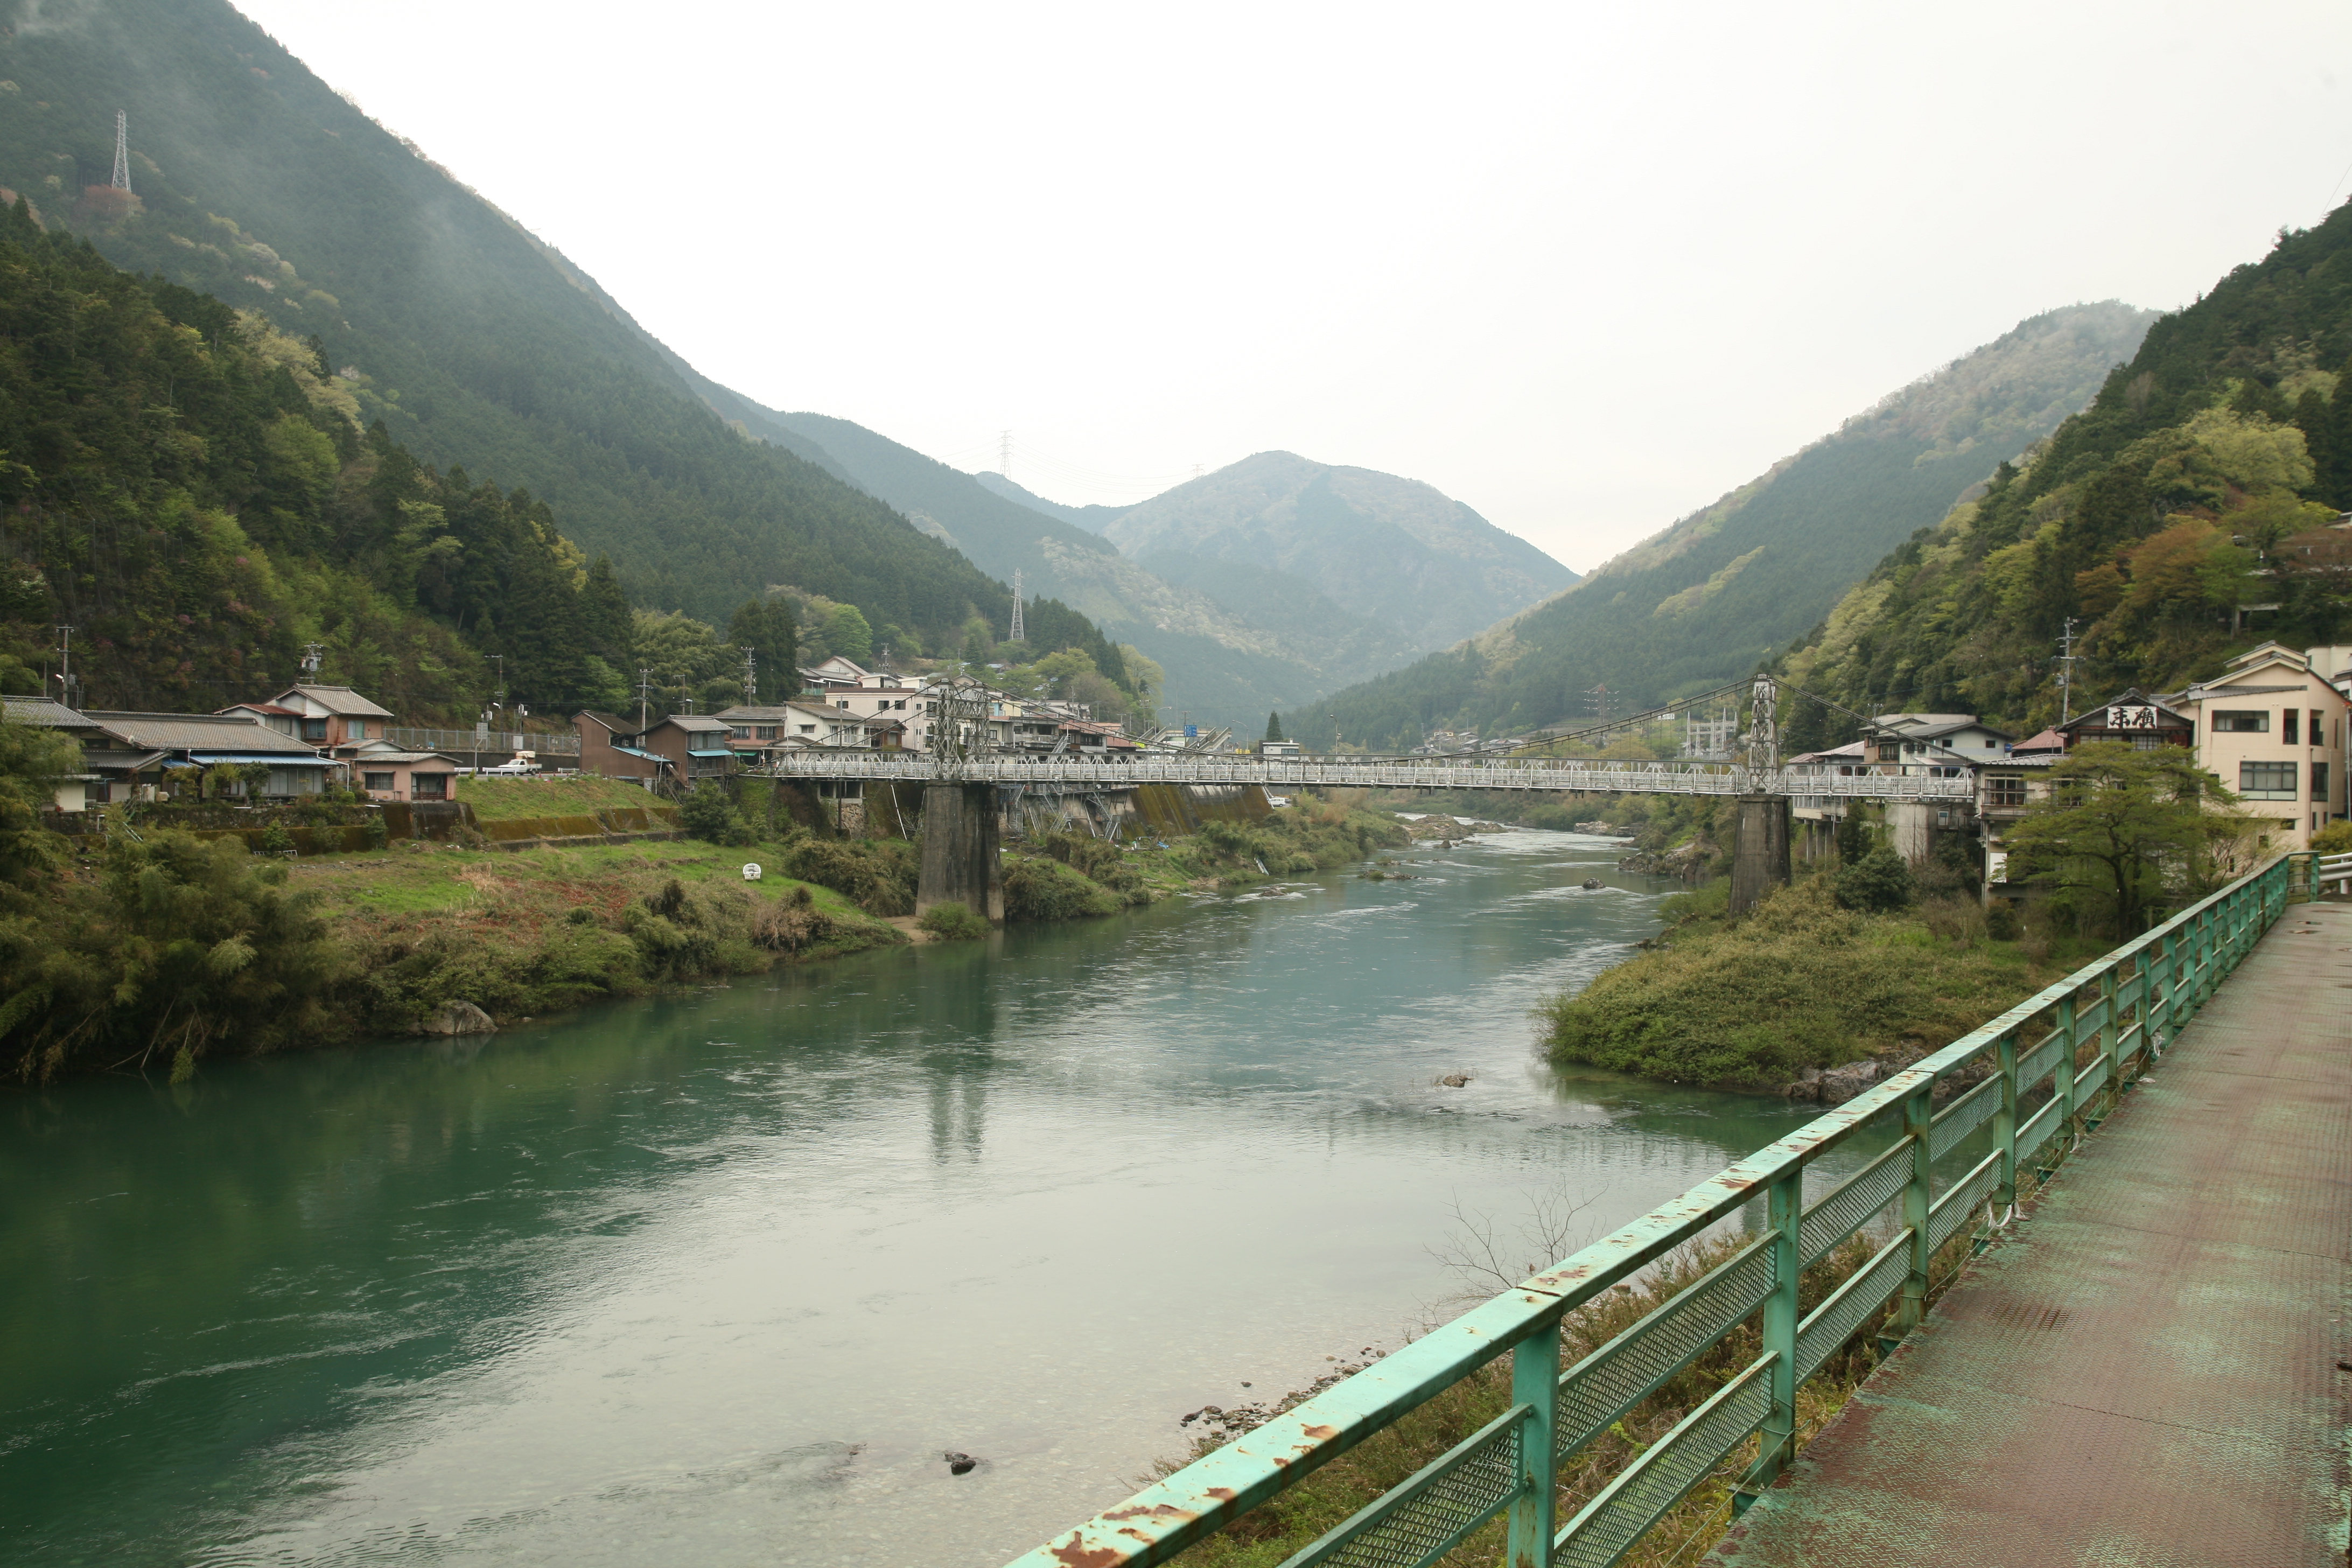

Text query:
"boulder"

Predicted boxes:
[[420, 1000, 497, 1037], [1816, 1059, 1883, 1105]]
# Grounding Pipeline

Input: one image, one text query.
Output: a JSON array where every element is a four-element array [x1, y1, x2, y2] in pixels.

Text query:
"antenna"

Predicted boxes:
[[2056, 618, 2080, 725], [1009, 569, 1026, 644], [743, 646, 757, 704], [1000, 429, 1012, 481], [111, 110, 130, 193]]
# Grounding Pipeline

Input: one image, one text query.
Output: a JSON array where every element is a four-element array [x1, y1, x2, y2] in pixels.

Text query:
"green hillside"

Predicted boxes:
[[0, 0, 1027, 647], [0, 208, 622, 717], [1774, 210, 2352, 751], [1289, 302, 2157, 748]]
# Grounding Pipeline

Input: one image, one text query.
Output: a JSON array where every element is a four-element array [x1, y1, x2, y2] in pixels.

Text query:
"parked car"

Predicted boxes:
[[477, 758, 539, 776]]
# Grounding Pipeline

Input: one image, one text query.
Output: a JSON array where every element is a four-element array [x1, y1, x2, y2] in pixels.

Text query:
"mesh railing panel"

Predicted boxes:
[[1553, 1360, 1772, 1568], [1801, 1143, 1907, 1265], [2074, 996, 2110, 1041], [2018, 1031, 2065, 1092], [1556, 1242, 1772, 1460], [1287, 1405, 1524, 1568], [1929, 1076, 2001, 1161], [1928, 1152, 2001, 1250], [2075, 1059, 2107, 1100], [1795, 1233, 1910, 1381], [2016, 1096, 2065, 1163]]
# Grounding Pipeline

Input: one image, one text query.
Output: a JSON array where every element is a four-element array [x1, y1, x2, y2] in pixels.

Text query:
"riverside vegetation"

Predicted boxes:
[[1, 731, 1409, 1080]]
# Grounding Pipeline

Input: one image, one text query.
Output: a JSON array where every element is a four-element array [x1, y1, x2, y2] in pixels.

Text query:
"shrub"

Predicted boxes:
[[1833, 847, 1914, 912], [1004, 856, 1120, 921], [1985, 900, 2022, 941], [918, 901, 991, 940], [2311, 820, 2352, 856], [259, 823, 297, 856], [786, 837, 918, 915], [679, 781, 755, 846]]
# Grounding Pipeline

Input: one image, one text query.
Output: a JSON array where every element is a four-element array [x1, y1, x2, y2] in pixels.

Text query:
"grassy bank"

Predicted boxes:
[[1539, 874, 2106, 1089], [452, 774, 668, 822], [994, 800, 1412, 921]]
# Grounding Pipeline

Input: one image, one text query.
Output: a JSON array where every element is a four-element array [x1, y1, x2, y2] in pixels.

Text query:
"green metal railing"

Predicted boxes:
[[1011, 856, 2293, 1568]]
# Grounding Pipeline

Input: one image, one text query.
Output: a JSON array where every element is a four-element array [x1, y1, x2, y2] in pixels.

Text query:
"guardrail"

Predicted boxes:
[[2315, 850, 2352, 898], [760, 753, 1976, 800], [1011, 854, 2292, 1568]]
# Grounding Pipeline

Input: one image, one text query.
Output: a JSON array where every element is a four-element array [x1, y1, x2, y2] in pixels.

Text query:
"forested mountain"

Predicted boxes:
[[1101, 452, 1578, 653], [1773, 208, 2352, 754], [1289, 302, 2157, 749], [971, 473, 1131, 534], [0, 0, 1037, 650], [0, 211, 629, 718], [766, 414, 1420, 724]]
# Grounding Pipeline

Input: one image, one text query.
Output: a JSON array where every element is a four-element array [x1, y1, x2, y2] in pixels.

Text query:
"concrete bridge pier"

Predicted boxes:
[[1728, 793, 1791, 915], [918, 782, 1003, 923]]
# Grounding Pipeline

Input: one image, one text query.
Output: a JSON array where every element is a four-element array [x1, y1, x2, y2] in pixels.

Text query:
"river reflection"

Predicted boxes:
[[2, 828, 1844, 1566]]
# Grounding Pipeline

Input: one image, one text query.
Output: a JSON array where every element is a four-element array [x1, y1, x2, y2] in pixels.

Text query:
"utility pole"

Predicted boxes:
[[53, 625, 75, 711], [637, 667, 652, 733], [111, 110, 131, 193], [743, 647, 757, 705], [2056, 618, 2080, 726], [1009, 569, 1026, 644], [491, 654, 506, 711]]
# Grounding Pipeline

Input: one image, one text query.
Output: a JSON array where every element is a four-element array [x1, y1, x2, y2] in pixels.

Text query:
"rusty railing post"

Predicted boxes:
[[1993, 1028, 2018, 1220], [1507, 1317, 1561, 1566], [1739, 1167, 1804, 1509], [1894, 1085, 1934, 1336]]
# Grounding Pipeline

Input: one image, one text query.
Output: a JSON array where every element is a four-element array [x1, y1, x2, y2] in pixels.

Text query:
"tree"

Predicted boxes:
[[582, 555, 634, 663], [2004, 741, 2247, 936], [727, 595, 797, 696], [826, 605, 874, 666], [1265, 711, 1285, 743], [0, 712, 80, 897]]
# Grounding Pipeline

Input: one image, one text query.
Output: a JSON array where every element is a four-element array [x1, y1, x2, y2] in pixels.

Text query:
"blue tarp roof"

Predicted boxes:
[[686, 749, 735, 758], [611, 745, 663, 761]]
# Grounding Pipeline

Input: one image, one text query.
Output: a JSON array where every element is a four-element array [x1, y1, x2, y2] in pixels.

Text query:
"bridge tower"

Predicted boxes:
[[1728, 674, 1791, 915]]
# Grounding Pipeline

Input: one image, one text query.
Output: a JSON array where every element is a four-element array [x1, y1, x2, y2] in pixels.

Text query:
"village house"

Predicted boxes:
[[75, 710, 337, 802], [2, 695, 108, 810], [226, 684, 396, 750], [572, 711, 666, 782], [2170, 645, 2349, 851], [342, 739, 460, 802], [628, 713, 738, 781]]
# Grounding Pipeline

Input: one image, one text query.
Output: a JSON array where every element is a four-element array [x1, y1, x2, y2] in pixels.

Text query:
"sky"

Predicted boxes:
[[235, 0, 2352, 573]]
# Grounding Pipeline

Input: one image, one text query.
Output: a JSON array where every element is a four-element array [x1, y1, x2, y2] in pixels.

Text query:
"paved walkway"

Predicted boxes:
[[1710, 901, 2352, 1566]]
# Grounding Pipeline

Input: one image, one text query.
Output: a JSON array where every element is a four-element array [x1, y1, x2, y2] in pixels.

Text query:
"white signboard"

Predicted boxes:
[[2106, 705, 2160, 730], [1985, 850, 2010, 884]]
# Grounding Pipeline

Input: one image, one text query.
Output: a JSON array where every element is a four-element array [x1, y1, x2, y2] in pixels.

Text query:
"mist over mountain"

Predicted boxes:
[[971, 472, 1130, 535], [1290, 302, 2158, 748]]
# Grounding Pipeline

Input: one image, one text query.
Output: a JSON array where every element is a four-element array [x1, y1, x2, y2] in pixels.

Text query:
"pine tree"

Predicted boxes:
[[1265, 711, 1285, 742], [727, 596, 797, 695], [582, 556, 634, 663]]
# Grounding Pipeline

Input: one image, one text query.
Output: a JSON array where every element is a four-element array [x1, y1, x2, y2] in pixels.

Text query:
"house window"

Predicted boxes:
[[1875, 741, 1899, 762], [2314, 711, 2326, 747], [2211, 710, 2269, 732], [351, 721, 370, 740], [756, 726, 777, 740], [1987, 775, 2027, 809], [2241, 760, 2298, 799], [414, 773, 447, 800], [300, 717, 328, 741], [2315, 762, 2331, 805], [2285, 710, 2301, 744], [363, 771, 396, 792]]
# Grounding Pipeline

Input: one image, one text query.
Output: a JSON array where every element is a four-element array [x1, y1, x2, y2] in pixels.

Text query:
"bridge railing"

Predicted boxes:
[[757, 752, 1976, 800], [1010, 855, 2292, 1568]]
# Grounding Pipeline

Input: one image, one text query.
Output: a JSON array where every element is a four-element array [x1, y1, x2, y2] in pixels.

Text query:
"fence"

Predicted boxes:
[[384, 727, 580, 756], [1012, 853, 2293, 1568]]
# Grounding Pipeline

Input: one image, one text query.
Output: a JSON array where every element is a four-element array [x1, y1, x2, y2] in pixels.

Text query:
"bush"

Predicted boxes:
[[2312, 820, 2352, 856], [786, 837, 918, 915], [918, 901, 991, 940], [1833, 847, 1914, 912], [1004, 856, 1120, 921], [259, 822, 297, 856], [362, 811, 389, 851], [1985, 900, 2021, 941], [679, 781, 755, 846]]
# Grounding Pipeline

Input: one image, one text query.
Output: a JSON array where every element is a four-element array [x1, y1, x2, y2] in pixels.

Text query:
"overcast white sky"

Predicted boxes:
[[239, 0, 2352, 572]]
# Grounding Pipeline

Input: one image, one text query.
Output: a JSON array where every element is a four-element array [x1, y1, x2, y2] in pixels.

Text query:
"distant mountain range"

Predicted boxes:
[[0, 0, 1579, 729], [1289, 301, 2160, 748]]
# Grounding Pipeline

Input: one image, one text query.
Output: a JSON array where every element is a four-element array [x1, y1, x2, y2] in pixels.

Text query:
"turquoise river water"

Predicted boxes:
[[2, 827, 1840, 1566]]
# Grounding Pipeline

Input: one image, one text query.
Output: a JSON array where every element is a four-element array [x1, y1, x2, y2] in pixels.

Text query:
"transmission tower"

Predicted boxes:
[[1584, 682, 1612, 724], [743, 647, 757, 704], [111, 110, 130, 193], [1000, 429, 1012, 480], [1009, 569, 1026, 643]]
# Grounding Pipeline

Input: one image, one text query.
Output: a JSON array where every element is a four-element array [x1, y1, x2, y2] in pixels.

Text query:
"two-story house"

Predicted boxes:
[[223, 684, 396, 750]]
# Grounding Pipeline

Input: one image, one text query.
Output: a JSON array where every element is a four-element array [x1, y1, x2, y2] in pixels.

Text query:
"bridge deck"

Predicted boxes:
[[1709, 903, 2352, 1566]]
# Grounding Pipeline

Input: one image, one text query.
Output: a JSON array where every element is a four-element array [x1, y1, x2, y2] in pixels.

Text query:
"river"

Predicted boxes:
[[1, 827, 1837, 1566]]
